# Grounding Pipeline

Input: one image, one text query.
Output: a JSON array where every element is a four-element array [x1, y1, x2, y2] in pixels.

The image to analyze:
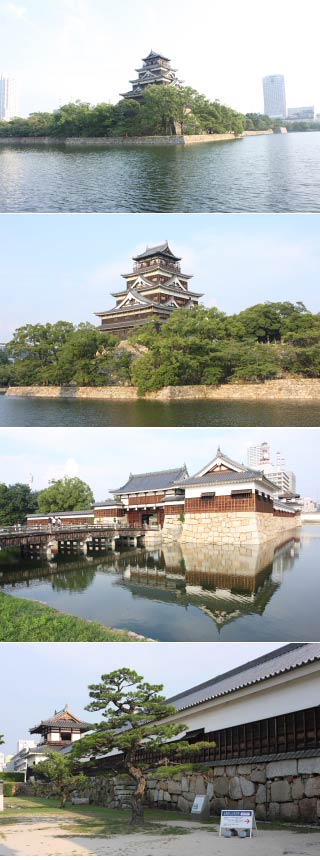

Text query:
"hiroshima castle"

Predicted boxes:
[[95, 242, 203, 339], [121, 50, 182, 102]]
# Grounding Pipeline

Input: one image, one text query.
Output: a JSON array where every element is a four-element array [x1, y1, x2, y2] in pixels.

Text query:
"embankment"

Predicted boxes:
[[0, 130, 273, 147], [5, 377, 320, 401]]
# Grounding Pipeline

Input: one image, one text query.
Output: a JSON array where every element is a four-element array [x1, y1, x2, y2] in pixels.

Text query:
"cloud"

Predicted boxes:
[[3, 2, 26, 18]]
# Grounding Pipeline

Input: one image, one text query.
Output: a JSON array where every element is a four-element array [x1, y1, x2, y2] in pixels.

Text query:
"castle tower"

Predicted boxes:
[[95, 241, 203, 339], [121, 50, 182, 101]]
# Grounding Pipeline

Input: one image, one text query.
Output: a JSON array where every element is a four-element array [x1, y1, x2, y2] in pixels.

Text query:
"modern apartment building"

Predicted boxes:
[[263, 74, 286, 118], [0, 75, 17, 121]]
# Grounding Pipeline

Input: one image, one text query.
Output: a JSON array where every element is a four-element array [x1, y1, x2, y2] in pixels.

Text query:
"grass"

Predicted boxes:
[[0, 797, 195, 840], [0, 591, 146, 642]]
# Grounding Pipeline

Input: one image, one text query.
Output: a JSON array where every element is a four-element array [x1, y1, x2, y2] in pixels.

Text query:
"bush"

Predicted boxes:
[[3, 782, 22, 796], [0, 771, 25, 782]]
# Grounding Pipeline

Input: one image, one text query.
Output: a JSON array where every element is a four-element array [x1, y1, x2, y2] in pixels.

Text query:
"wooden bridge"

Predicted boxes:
[[0, 523, 151, 558]]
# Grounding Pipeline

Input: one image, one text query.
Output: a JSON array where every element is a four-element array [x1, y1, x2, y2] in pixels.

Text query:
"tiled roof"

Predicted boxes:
[[133, 241, 181, 262], [142, 51, 170, 62], [111, 466, 188, 494], [180, 470, 273, 487], [27, 510, 93, 518], [94, 500, 124, 508], [166, 644, 320, 712], [30, 706, 91, 733]]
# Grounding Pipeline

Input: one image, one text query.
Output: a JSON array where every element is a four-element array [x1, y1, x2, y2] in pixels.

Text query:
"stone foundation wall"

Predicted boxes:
[[161, 514, 184, 543], [23, 754, 320, 823], [6, 378, 320, 401], [179, 512, 300, 546], [0, 131, 272, 147]]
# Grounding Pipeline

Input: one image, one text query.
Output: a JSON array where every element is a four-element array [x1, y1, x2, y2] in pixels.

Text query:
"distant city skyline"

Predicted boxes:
[[1, 213, 320, 343], [0, 0, 319, 116]]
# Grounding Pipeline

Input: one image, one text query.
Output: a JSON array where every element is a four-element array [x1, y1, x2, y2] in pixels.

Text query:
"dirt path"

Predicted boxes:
[[1, 817, 320, 855]]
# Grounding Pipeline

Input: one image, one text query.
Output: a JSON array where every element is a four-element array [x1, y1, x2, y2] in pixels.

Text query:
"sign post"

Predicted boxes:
[[0, 782, 4, 813], [219, 809, 257, 838], [191, 795, 210, 821]]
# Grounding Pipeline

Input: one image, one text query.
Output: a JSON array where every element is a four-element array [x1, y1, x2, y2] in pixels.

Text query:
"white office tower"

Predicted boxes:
[[263, 75, 286, 118], [0, 75, 17, 121], [247, 442, 271, 469]]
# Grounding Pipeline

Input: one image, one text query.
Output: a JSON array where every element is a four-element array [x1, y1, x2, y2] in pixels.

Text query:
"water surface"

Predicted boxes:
[[1, 526, 319, 641], [0, 133, 319, 212], [1, 396, 319, 427]]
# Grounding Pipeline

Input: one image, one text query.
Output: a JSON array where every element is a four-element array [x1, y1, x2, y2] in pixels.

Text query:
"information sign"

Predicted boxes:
[[219, 809, 257, 838], [191, 795, 210, 819]]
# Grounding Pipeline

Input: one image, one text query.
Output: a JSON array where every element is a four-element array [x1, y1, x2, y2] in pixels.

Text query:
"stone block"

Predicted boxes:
[[237, 765, 251, 775], [269, 802, 280, 819], [163, 791, 171, 802], [226, 766, 236, 777], [229, 777, 242, 800], [271, 780, 291, 803], [299, 798, 318, 822], [298, 757, 320, 775], [210, 797, 225, 815], [181, 777, 189, 792], [213, 776, 229, 797], [213, 766, 225, 776], [317, 800, 320, 818], [291, 778, 304, 801], [305, 776, 320, 797], [167, 780, 182, 795], [158, 789, 164, 801], [280, 802, 299, 821], [195, 776, 206, 795], [256, 784, 266, 804], [177, 796, 190, 814], [206, 782, 214, 800], [240, 777, 255, 797], [255, 803, 267, 820], [266, 760, 297, 779], [251, 769, 266, 783]]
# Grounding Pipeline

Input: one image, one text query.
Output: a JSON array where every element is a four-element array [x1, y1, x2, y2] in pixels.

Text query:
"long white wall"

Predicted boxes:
[[166, 663, 320, 733]]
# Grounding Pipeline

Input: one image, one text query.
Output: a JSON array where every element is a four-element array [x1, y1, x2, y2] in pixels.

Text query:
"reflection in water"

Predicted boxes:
[[2, 527, 318, 641]]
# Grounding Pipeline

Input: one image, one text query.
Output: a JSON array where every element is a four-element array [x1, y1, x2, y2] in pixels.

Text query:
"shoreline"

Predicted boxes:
[[4, 378, 320, 402], [0, 591, 149, 642], [0, 130, 273, 147]]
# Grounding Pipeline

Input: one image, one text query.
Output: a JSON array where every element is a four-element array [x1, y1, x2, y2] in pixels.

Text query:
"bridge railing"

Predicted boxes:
[[0, 522, 160, 537]]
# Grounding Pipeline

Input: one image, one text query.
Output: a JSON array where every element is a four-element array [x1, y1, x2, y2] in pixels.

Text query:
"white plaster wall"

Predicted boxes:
[[165, 664, 320, 734]]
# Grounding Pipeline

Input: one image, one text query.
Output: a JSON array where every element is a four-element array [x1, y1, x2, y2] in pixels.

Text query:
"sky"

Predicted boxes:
[[1, 213, 319, 342], [0, 641, 287, 755], [0, 426, 319, 499], [0, 0, 319, 117]]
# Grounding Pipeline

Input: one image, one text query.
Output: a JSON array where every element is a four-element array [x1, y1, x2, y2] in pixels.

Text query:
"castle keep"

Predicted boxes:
[[95, 241, 202, 339]]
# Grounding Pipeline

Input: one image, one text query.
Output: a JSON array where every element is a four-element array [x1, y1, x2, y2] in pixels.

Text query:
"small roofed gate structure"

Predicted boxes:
[[95, 241, 202, 339], [110, 464, 188, 529]]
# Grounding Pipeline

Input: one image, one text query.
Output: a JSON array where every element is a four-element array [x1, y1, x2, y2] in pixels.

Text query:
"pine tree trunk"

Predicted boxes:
[[127, 762, 146, 825]]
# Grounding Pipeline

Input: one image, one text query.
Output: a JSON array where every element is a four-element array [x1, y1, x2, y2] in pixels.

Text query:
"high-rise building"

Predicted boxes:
[[247, 442, 271, 469], [0, 75, 17, 121], [247, 443, 296, 496], [263, 75, 286, 118]]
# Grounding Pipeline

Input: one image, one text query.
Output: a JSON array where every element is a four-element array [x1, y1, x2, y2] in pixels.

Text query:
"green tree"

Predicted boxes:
[[33, 751, 85, 808], [0, 734, 4, 745], [37, 477, 94, 513], [71, 668, 215, 825], [0, 484, 38, 526]]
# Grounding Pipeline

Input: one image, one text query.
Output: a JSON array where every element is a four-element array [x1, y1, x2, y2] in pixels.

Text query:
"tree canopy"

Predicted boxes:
[[4, 301, 320, 395], [0, 87, 272, 139], [37, 477, 94, 514], [71, 668, 215, 823], [33, 751, 86, 808], [0, 483, 38, 527]]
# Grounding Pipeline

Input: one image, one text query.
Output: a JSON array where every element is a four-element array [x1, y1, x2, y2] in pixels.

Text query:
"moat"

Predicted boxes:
[[0, 133, 319, 212], [1, 396, 320, 426], [1, 526, 319, 642]]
